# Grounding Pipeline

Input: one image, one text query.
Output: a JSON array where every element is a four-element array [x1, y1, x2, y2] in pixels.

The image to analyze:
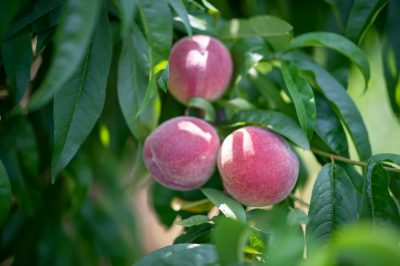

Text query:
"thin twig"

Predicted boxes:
[[311, 148, 400, 174]]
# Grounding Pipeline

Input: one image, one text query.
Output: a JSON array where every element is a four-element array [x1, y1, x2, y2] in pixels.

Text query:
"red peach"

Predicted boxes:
[[144, 116, 220, 190], [168, 35, 233, 104], [217, 126, 299, 206]]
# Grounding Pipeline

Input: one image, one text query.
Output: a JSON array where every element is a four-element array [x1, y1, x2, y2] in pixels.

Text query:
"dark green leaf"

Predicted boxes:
[[289, 53, 371, 160], [187, 97, 216, 122], [118, 23, 161, 141], [168, 0, 192, 37], [201, 188, 246, 224], [151, 182, 177, 227], [0, 118, 40, 215], [174, 223, 213, 244], [116, 0, 136, 36], [345, 0, 389, 43], [0, 0, 28, 44], [281, 60, 316, 139], [313, 94, 349, 157], [6, 0, 63, 38], [288, 32, 370, 86], [0, 160, 12, 225], [307, 163, 358, 241], [135, 244, 218, 266], [175, 215, 210, 227], [213, 217, 249, 266], [360, 160, 400, 225], [217, 15, 293, 50], [52, 9, 112, 182], [26, 0, 101, 111], [383, 1, 400, 118], [136, 0, 172, 115], [232, 109, 310, 149], [1, 34, 32, 104]]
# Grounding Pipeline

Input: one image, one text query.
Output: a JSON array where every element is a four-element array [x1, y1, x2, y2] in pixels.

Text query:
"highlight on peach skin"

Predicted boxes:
[[143, 116, 220, 191], [217, 126, 299, 206], [168, 35, 233, 104]]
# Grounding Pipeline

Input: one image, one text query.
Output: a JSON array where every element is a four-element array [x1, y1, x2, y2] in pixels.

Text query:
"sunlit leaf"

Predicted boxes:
[[168, 0, 192, 37], [201, 188, 246, 224]]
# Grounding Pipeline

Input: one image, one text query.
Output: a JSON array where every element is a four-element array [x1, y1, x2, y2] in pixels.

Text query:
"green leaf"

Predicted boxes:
[[0, 118, 40, 215], [118, 22, 161, 141], [0, 160, 12, 225], [345, 0, 389, 43], [308, 224, 400, 266], [5, 0, 63, 38], [288, 32, 370, 86], [26, 0, 101, 111], [217, 15, 293, 49], [266, 206, 306, 266], [52, 8, 112, 182], [289, 53, 371, 160], [136, 0, 172, 115], [1, 34, 33, 104], [248, 70, 294, 116], [360, 160, 400, 225], [187, 97, 216, 122], [383, 2, 400, 118], [151, 182, 177, 227], [371, 154, 400, 166], [201, 188, 246, 224], [281, 60, 316, 139], [174, 223, 213, 244], [167, 0, 192, 37], [135, 244, 218, 266], [213, 217, 249, 266], [116, 0, 136, 36], [0, 0, 28, 44], [232, 109, 310, 150], [313, 94, 349, 157], [307, 163, 358, 241], [175, 215, 210, 227]]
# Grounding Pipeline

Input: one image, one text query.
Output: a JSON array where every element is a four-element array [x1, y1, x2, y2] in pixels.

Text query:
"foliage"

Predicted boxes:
[[0, 0, 399, 265]]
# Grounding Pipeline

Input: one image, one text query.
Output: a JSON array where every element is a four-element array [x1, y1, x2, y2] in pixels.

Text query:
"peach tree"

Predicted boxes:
[[0, 0, 400, 265]]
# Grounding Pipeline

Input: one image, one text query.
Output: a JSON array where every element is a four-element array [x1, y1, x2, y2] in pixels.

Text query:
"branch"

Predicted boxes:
[[311, 148, 400, 174]]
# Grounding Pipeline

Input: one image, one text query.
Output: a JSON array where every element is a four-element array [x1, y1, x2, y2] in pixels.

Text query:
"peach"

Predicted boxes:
[[168, 35, 233, 104], [217, 126, 299, 206], [144, 116, 220, 190]]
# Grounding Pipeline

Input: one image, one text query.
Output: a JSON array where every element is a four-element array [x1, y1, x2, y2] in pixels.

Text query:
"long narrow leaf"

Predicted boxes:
[[26, 0, 101, 111], [288, 32, 370, 86], [345, 0, 389, 43], [281, 60, 316, 139], [52, 9, 112, 182]]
